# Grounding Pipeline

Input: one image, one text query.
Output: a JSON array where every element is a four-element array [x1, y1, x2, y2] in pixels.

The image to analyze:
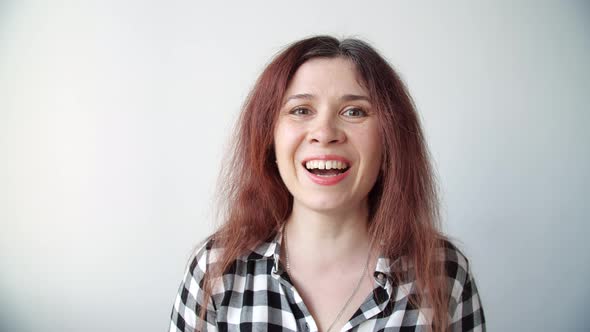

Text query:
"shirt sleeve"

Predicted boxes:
[[448, 259, 486, 332], [169, 239, 218, 332]]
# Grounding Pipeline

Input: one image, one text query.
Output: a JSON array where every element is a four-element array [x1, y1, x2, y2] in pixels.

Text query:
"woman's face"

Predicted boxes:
[[273, 57, 382, 214]]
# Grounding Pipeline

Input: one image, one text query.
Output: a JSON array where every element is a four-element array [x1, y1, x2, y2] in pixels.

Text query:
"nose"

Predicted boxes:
[[307, 114, 346, 145]]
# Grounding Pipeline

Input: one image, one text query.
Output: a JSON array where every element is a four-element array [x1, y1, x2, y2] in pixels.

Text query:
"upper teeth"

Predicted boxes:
[[305, 160, 349, 170]]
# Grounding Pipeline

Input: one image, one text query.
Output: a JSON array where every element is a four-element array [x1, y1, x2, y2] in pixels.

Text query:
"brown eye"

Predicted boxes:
[[342, 108, 367, 117], [290, 107, 311, 116]]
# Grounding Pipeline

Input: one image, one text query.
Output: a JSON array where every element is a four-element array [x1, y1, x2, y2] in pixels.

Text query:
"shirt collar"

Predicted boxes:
[[248, 226, 408, 279], [249, 230, 281, 259]]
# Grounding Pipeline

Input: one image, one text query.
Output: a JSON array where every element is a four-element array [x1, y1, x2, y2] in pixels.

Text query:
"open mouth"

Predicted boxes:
[[302, 160, 351, 177]]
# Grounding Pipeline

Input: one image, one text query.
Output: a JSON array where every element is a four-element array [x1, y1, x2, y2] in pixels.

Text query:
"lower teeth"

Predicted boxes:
[[306, 167, 348, 177]]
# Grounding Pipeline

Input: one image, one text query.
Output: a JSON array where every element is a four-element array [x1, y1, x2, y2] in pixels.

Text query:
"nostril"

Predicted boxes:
[[308, 126, 345, 144]]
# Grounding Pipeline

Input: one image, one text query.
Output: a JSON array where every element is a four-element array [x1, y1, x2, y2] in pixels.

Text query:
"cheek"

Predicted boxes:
[[274, 122, 306, 193], [368, 133, 383, 162], [358, 126, 383, 171], [274, 122, 304, 165]]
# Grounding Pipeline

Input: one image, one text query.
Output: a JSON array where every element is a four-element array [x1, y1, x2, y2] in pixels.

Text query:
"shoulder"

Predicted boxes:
[[438, 239, 487, 329], [438, 238, 471, 286], [184, 231, 277, 278], [436, 239, 479, 305], [184, 235, 222, 280], [438, 238, 485, 312]]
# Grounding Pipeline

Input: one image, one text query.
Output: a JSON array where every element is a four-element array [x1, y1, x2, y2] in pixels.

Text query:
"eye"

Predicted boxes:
[[342, 108, 367, 118], [289, 107, 312, 116]]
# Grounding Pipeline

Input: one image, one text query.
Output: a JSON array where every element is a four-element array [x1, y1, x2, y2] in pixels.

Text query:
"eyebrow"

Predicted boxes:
[[284, 93, 371, 104]]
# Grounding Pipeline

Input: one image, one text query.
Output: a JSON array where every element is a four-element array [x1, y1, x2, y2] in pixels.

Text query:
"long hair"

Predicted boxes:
[[204, 35, 449, 331]]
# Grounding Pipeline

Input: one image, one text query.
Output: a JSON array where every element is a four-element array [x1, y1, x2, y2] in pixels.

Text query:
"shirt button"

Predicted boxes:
[[377, 273, 385, 281]]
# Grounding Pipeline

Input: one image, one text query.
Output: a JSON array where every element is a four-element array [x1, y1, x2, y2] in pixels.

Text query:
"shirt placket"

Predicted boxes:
[[271, 255, 319, 331]]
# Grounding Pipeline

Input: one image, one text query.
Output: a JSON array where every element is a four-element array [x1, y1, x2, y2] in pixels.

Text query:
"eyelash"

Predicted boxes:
[[290, 107, 311, 116], [342, 108, 367, 117], [289, 107, 368, 117]]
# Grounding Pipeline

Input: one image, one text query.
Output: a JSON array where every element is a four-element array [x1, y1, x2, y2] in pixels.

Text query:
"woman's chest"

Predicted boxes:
[[212, 271, 422, 332]]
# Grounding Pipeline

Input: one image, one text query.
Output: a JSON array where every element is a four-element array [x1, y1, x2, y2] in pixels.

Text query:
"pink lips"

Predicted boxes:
[[301, 155, 351, 186]]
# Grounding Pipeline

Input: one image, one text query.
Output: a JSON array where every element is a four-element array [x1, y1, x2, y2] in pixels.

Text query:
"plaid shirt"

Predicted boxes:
[[169, 230, 485, 332]]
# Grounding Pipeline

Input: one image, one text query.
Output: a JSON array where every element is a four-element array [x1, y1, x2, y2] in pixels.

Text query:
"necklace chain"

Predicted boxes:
[[282, 229, 371, 332]]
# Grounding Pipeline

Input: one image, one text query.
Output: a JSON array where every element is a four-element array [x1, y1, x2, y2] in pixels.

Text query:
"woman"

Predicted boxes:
[[169, 36, 485, 332]]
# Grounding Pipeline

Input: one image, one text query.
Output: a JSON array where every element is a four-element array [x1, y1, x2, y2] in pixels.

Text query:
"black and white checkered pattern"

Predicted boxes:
[[169, 230, 485, 331]]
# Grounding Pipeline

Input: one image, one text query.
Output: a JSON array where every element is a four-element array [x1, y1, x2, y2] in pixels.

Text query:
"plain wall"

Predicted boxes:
[[1, 1, 588, 331]]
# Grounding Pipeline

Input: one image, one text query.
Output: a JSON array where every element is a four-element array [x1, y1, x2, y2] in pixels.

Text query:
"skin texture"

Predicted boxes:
[[273, 57, 384, 331], [274, 56, 382, 217]]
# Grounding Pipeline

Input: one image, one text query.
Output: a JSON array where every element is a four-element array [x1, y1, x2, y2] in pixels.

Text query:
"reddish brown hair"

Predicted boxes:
[[205, 35, 449, 331]]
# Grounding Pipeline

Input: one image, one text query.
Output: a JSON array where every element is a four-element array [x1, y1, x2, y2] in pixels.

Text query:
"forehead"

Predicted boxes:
[[284, 57, 368, 97]]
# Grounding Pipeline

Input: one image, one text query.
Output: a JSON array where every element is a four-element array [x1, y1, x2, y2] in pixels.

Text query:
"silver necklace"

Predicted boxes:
[[282, 229, 371, 332]]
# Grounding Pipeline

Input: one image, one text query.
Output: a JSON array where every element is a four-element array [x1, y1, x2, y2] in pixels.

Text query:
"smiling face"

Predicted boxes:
[[273, 57, 382, 214]]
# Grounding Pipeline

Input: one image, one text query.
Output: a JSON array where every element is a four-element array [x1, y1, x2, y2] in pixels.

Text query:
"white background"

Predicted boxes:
[[1, 1, 588, 331]]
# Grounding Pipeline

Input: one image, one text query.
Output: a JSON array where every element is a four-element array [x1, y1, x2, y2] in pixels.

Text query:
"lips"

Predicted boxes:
[[300, 155, 352, 186]]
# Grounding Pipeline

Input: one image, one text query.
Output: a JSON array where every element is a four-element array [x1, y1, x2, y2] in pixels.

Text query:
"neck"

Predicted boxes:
[[284, 199, 372, 264]]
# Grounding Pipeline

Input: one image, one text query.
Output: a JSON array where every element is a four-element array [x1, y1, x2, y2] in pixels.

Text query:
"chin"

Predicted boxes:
[[296, 195, 355, 214]]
